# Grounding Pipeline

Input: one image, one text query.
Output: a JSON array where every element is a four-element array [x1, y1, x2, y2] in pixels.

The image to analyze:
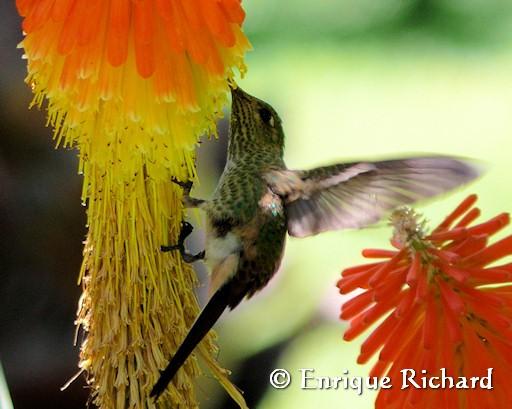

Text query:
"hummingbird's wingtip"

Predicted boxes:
[[445, 155, 487, 186], [467, 157, 488, 179]]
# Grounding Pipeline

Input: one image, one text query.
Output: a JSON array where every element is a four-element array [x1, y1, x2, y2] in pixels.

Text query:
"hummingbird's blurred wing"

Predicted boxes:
[[266, 157, 480, 238]]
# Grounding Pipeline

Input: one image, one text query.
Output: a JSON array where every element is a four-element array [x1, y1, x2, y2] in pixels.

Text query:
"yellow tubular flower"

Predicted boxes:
[[16, 0, 251, 408]]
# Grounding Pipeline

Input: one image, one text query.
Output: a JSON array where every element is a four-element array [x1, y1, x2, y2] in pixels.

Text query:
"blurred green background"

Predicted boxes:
[[1, 1, 512, 408]]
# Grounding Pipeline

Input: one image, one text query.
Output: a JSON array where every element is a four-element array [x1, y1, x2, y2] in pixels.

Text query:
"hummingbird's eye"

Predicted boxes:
[[258, 107, 274, 127]]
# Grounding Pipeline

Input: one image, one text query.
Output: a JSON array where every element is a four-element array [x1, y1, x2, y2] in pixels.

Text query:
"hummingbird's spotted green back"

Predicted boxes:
[[151, 86, 481, 400]]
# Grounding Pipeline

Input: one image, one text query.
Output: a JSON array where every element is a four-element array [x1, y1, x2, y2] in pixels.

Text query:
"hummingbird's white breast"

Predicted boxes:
[[204, 220, 242, 295]]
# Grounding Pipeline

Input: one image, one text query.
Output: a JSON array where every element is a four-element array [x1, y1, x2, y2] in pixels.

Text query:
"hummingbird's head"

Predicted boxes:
[[228, 87, 285, 161]]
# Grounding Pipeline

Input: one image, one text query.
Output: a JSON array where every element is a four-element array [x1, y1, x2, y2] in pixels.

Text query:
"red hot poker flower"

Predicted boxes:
[[338, 195, 512, 409]]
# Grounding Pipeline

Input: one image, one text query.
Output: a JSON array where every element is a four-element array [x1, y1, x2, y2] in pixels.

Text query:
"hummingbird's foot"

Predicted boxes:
[[171, 177, 193, 194], [161, 221, 206, 263], [160, 244, 205, 263], [181, 250, 206, 263], [170, 177, 206, 209]]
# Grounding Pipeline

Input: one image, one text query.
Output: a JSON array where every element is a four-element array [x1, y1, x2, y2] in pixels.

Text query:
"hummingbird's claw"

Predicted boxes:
[[179, 221, 194, 240], [170, 178, 206, 208], [160, 244, 180, 252], [182, 250, 205, 263], [161, 222, 205, 263], [171, 177, 193, 194]]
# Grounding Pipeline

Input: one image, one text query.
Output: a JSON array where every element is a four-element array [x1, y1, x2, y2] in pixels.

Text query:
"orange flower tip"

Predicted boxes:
[[341, 262, 380, 277], [414, 282, 429, 303], [463, 235, 512, 266], [466, 213, 510, 236], [405, 277, 417, 287], [405, 252, 421, 285], [480, 268, 512, 283], [469, 288, 505, 307], [341, 292, 374, 320], [455, 207, 481, 228], [428, 248, 460, 263], [340, 310, 355, 321], [435, 194, 479, 231], [361, 249, 397, 258], [338, 281, 357, 294], [448, 234, 488, 258], [357, 353, 371, 365], [369, 360, 389, 378], [343, 332, 354, 342], [393, 308, 404, 319], [336, 279, 354, 294], [136, 60, 155, 79], [438, 279, 465, 315], [444, 265, 469, 283], [390, 239, 402, 249], [427, 226, 467, 241], [221, 0, 246, 24], [368, 255, 403, 287]]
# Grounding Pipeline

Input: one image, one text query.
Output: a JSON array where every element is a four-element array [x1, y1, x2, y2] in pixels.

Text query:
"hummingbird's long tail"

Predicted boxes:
[[150, 280, 238, 400]]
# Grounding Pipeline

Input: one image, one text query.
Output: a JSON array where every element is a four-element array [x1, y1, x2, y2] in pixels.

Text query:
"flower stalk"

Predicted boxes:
[[17, 1, 251, 407]]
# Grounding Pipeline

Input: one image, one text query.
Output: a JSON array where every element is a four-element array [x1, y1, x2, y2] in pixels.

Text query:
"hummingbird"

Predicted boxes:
[[150, 87, 479, 399]]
